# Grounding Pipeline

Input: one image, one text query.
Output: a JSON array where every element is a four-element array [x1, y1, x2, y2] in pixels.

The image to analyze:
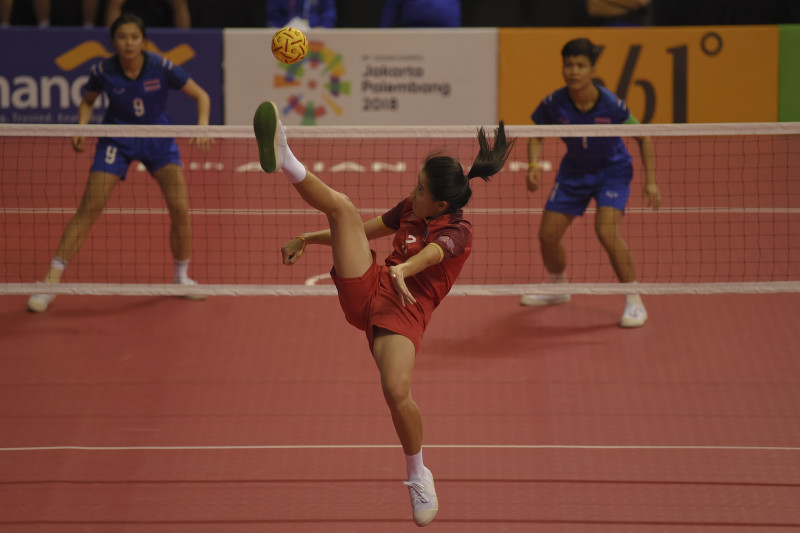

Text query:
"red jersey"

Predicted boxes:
[[330, 197, 473, 353], [380, 197, 472, 312]]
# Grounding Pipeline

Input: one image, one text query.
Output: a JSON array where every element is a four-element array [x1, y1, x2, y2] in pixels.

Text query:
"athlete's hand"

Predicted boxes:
[[71, 136, 86, 153], [643, 182, 662, 209], [526, 167, 542, 192], [389, 264, 416, 307], [190, 137, 213, 153], [281, 236, 306, 265]]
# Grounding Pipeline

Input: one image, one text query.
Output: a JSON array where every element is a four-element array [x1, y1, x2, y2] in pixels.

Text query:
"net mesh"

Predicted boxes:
[[1, 123, 799, 296]]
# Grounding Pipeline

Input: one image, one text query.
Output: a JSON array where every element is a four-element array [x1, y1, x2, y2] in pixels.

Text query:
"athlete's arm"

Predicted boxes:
[[72, 90, 101, 152], [526, 137, 544, 192], [181, 78, 212, 152], [388, 243, 444, 306], [626, 115, 661, 209]]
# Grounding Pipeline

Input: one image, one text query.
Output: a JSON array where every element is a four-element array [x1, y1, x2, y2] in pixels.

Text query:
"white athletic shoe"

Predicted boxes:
[[175, 277, 206, 301], [620, 302, 648, 328], [403, 467, 438, 527], [27, 293, 55, 313], [253, 101, 286, 173], [520, 293, 571, 307]]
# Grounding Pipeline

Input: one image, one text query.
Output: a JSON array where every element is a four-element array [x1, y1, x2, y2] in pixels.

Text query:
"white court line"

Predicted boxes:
[[1, 444, 798, 452]]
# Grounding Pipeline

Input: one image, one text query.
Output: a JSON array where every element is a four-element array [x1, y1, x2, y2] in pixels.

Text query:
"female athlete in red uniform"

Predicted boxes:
[[254, 101, 514, 527]]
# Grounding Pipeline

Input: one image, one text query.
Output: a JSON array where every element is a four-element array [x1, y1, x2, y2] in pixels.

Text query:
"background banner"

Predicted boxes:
[[0, 28, 223, 125], [499, 26, 779, 124], [779, 24, 800, 122], [223, 28, 498, 126]]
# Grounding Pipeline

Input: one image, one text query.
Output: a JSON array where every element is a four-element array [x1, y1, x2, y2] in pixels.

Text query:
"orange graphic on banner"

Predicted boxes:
[[55, 40, 195, 71], [499, 27, 778, 124]]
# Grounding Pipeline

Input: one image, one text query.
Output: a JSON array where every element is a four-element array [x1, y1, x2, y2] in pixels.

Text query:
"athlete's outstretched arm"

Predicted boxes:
[[71, 91, 101, 152], [526, 137, 544, 192], [181, 78, 211, 152], [634, 135, 661, 208], [281, 216, 395, 265], [388, 243, 444, 306]]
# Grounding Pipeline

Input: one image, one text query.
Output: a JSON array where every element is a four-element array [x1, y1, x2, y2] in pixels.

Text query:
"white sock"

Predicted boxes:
[[405, 450, 426, 480], [549, 271, 567, 284], [174, 259, 190, 281], [51, 257, 67, 271], [625, 282, 642, 305], [45, 256, 67, 283], [282, 145, 307, 183]]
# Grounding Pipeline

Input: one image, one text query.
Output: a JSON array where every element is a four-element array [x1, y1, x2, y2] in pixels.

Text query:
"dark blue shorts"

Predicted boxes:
[[545, 164, 633, 216], [91, 137, 182, 179]]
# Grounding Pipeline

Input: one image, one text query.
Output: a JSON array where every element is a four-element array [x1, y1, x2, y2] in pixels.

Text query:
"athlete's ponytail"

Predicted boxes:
[[426, 122, 514, 213]]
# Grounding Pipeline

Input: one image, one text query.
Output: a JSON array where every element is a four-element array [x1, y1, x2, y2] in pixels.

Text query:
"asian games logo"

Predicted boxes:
[[273, 40, 351, 126]]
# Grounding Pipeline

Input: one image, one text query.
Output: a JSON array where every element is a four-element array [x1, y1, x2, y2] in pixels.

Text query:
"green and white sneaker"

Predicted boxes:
[[253, 101, 286, 173]]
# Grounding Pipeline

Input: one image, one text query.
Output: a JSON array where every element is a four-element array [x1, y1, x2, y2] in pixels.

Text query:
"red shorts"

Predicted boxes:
[[330, 252, 428, 353]]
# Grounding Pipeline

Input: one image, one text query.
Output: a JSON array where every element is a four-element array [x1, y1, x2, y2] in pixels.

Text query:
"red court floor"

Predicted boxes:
[[1, 292, 798, 532]]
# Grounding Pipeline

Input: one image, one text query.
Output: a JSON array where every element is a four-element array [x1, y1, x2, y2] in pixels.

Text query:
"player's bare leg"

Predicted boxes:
[[372, 329, 438, 527], [153, 164, 192, 262], [595, 206, 647, 327], [521, 210, 573, 306], [372, 330, 422, 455], [56, 171, 119, 265], [152, 163, 204, 299], [253, 100, 373, 279], [28, 171, 118, 312]]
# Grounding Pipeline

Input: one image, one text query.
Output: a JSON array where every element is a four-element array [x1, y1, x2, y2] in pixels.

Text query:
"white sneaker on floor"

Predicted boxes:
[[27, 293, 55, 313], [175, 277, 206, 301], [520, 293, 571, 307], [403, 467, 438, 527], [620, 302, 648, 328]]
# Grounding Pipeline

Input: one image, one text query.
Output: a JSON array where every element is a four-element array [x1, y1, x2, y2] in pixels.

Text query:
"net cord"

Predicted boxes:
[[2, 122, 799, 139], [3, 282, 799, 296]]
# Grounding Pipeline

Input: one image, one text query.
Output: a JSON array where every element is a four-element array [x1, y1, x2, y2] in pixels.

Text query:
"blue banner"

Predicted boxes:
[[0, 27, 222, 124]]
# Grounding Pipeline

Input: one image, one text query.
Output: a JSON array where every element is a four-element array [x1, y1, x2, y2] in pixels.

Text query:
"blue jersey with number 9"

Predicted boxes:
[[85, 51, 190, 126]]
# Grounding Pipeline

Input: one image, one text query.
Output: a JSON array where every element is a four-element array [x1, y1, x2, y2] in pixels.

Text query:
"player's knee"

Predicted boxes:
[[381, 374, 411, 407], [538, 227, 560, 248], [594, 224, 618, 246], [76, 202, 105, 222], [328, 191, 358, 220], [168, 202, 190, 222]]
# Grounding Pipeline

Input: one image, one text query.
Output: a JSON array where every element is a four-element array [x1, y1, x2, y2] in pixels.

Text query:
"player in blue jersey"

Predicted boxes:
[[520, 38, 661, 327], [27, 13, 211, 313]]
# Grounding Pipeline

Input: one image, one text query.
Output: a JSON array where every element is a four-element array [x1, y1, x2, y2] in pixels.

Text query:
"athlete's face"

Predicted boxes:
[[113, 23, 145, 60], [411, 171, 447, 220], [562, 55, 595, 91]]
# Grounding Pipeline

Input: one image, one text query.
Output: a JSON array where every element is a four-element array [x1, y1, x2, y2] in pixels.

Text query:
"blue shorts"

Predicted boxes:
[[545, 164, 633, 216], [91, 137, 182, 179]]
